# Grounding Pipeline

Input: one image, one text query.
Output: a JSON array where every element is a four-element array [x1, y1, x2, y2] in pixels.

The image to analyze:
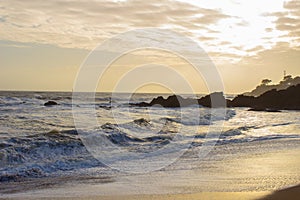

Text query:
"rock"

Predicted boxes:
[[229, 95, 256, 107], [197, 92, 227, 108], [132, 102, 150, 107], [133, 118, 150, 126], [151, 95, 199, 107], [99, 105, 111, 110], [44, 101, 58, 106], [149, 96, 165, 106], [149, 95, 193, 107], [132, 93, 226, 108]]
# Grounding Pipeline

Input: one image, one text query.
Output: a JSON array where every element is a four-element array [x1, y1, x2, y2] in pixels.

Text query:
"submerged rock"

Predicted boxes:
[[247, 108, 281, 112], [133, 118, 150, 126], [99, 105, 111, 110]]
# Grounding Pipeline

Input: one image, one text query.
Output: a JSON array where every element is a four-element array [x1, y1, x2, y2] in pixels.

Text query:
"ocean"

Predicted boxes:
[[0, 91, 299, 197]]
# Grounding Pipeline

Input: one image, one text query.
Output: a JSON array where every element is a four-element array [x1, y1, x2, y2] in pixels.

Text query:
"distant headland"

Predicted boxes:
[[244, 74, 300, 97]]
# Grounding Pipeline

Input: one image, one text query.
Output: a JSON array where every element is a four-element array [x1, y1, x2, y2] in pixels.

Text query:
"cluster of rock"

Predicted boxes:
[[42, 83, 300, 111], [131, 92, 226, 108], [132, 84, 300, 111]]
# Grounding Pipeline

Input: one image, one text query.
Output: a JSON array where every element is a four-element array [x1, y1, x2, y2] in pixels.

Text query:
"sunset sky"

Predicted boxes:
[[0, 0, 299, 93]]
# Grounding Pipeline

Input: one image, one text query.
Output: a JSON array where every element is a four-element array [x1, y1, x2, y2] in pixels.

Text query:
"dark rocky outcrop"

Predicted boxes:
[[131, 95, 197, 108], [44, 101, 58, 106], [132, 93, 226, 108], [228, 84, 300, 110], [229, 95, 256, 107], [150, 95, 198, 107], [197, 92, 226, 108], [131, 84, 300, 111]]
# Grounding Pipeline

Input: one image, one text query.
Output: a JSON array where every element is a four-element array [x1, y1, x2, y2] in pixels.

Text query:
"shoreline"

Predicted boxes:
[[3, 186, 300, 200], [1, 141, 299, 200]]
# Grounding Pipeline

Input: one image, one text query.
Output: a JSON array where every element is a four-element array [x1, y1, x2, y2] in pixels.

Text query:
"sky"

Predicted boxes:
[[0, 0, 299, 93]]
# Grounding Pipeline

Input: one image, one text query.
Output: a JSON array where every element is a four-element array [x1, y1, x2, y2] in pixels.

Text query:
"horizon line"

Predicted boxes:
[[0, 89, 240, 95]]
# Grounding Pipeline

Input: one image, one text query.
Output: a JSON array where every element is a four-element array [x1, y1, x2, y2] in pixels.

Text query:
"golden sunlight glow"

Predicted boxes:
[[0, 0, 299, 93]]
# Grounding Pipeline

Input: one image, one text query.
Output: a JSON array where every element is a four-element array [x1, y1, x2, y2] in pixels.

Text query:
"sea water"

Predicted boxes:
[[0, 91, 299, 196]]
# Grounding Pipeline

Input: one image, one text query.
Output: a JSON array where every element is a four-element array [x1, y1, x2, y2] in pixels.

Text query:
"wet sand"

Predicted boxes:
[[0, 192, 268, 200], [3, 188, 300, 200]]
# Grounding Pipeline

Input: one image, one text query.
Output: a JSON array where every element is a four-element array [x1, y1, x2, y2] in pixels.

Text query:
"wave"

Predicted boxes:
[[0, 97, 24, 106], [0, 130, 101, 182], [160, 109, 236, 126], [1, 112, 297, 182], [34, 94, 72, 101], [0, 118, 178, 182], [101, 117, 180, 136], [220, 126, 256, 137], [100, 120, 173, 144], [107, 131, 146, 145]]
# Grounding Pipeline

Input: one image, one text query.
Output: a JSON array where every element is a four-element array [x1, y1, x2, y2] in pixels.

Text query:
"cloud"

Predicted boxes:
[[245, 45, 264, 53], [198, 36, 216, 41], [1, 0, 299, 67], [239, 41, 300, 76], [265, 27, 273, 32], [284, 0, 300, 14], [0, 0, 231, 50], [264, 0, 300, 46], [217, 40, 300, 93]]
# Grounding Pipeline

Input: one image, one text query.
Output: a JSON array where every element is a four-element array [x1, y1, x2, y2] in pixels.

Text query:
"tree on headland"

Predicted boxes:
[[261, 79, 272, 86], [280, 75, 295, 86], [283, 75, 292, 81]]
